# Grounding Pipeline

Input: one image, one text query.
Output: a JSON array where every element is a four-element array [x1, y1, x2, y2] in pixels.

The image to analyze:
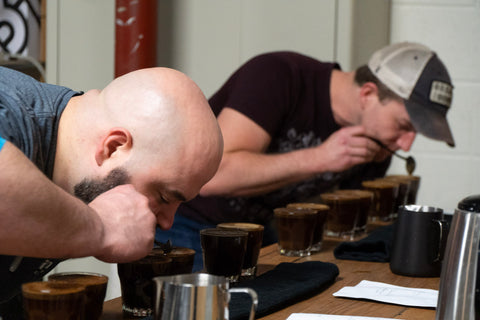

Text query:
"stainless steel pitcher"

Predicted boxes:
[[436, 195, 480, 319], [153, 273, 258, 320]]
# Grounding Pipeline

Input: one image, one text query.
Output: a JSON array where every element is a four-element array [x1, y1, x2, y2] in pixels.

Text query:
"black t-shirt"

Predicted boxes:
[[0, 67, 80, 318], [178, 51, 390, 225]]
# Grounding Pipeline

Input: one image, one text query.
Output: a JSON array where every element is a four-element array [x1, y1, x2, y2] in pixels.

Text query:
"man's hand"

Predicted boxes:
[[89, 184, 157, 263], [314, 126, 381, 172]]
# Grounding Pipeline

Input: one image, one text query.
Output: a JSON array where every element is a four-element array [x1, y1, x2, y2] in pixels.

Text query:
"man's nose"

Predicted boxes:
[[156, 203, 180, 230], [396, 131, 416, 151]]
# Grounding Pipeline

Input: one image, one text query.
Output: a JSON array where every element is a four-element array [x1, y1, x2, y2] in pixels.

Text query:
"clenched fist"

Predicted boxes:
[[313, 126, 382, 172], [88, 184, 157, 263]]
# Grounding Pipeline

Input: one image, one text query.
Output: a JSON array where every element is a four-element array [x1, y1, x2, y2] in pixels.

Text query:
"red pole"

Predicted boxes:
[[115, 0, 158, 78]]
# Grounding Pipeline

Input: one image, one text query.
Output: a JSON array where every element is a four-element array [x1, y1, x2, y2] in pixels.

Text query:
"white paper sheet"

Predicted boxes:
[[332, 280, 438, 308], [286, 313, 403, 320]]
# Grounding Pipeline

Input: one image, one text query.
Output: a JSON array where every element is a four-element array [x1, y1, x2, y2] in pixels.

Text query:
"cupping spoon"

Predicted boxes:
[[154, 239, 173, 253], [370, 138, 416, 175]]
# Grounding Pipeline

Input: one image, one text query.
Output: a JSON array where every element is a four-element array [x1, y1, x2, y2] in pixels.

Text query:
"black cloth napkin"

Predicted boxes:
[[229, 261, 339, 320], [333, 224, 394, 262]]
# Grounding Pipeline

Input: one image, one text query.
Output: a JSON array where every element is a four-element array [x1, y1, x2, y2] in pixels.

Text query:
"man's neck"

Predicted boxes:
[[329, 70, 361, 127], [52, 95, 83, 192]]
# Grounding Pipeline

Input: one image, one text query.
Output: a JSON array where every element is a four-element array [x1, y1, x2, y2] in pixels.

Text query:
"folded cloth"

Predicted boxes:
[[229, 261, 339, 320], [333, 224, 394, 262]]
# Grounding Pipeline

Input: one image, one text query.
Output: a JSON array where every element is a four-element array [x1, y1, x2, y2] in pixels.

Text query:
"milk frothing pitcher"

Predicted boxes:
[[390, 205, 448, 277], [153, 273, 258, 320], [436, 195, 480, 319]]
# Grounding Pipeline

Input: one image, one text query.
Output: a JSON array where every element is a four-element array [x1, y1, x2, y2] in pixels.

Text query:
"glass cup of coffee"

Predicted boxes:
[[200, 228, 248, 283], [274, 207, 317, 256], [320, 192, 363, 240], [164, 246, 196, 275], [48, 272, 108, 320], [117, 250, 172, 317], [334, 189, 374, 235], [217, 222, 264, 279], [386, 174, 421, 204], [150, 245, 196, 275], [376, 177, 409, 218], [361, 180, 399, 222], [22, 281, 86, 320], [286, 203, 329, 252]]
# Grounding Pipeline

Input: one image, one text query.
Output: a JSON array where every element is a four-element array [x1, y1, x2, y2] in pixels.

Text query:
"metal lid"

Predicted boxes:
[[457, 194, 480, 212]]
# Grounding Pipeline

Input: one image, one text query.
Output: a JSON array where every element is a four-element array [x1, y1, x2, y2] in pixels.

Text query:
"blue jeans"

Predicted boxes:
[[155, 215, 279, 272]]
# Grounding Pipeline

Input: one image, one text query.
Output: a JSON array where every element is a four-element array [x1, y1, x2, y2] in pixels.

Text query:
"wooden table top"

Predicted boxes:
[[101, 233, 438, 320]]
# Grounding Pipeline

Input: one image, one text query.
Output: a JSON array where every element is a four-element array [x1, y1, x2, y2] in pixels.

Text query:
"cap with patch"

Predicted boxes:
[[368, 42, 454, 147]]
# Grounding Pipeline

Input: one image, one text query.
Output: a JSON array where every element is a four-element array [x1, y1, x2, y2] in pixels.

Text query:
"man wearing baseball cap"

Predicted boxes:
[[368, 42, 454, 146], [155, 42, 455, 271]]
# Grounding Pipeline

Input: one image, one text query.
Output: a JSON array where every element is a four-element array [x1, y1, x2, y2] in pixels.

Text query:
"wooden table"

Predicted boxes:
[[101, 236, 438, 319]]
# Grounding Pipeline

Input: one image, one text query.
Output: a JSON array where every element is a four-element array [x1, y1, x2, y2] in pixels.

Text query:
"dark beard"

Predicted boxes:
[[74, 168, 131, 203]]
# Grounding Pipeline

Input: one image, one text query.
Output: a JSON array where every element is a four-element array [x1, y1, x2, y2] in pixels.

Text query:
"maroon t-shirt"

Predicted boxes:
[[179, 51, 390, 224]]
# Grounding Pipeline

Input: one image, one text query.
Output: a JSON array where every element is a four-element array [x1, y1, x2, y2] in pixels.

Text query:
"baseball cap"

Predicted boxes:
[[368, 42, 455, 147]]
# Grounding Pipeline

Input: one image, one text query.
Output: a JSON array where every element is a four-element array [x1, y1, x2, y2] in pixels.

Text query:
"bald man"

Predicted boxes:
[[0, 66, 223, 317]]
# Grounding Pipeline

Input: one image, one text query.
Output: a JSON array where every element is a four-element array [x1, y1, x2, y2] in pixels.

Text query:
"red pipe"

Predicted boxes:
[[115, 0, 157, 78]]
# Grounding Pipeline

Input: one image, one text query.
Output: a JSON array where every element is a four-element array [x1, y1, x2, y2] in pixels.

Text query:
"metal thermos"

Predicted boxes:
[[436, 195, 480, 319]]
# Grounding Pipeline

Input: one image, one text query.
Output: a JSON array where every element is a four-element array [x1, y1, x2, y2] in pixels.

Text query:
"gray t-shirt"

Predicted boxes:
[[0, 66, 80, 318], [0, 66, 79, 177]]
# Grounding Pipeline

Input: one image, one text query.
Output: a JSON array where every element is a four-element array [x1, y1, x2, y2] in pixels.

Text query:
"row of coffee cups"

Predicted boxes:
[[273, 174, 421, 257], [21, 245, 197, 319], [114, 224, 264, 318]]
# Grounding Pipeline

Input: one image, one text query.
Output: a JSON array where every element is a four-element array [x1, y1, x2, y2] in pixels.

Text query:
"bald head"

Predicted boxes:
[[105, 68, 223, 191], [100, 68, 212, 147], [57, 67, 223, 203]]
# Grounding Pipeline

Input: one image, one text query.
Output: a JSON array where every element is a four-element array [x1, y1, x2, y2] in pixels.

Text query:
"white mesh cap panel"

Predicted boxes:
[[368, 42, 433, 99]]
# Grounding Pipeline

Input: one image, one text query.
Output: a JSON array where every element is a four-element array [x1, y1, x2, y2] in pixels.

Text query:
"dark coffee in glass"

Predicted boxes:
[[362, 180, 399, 222], [48, 272, 108, 320], [22, 281, 86, 320], [274, 207, 317, 256], [117, 253, 172, 317], [333, 190, 374, 234], [165, 247, 196, 275], [200, 228, 248, 282], [286, 203, 329, 252], [217, 222, 264, 279]]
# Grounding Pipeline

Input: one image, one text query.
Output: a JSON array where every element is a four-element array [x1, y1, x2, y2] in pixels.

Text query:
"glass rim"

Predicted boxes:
[[199, 228, 248, 237], [216, 222, 264, 231]]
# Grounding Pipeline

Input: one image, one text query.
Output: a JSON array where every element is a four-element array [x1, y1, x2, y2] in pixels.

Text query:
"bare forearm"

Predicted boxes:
[[200, 128, 384, 198], [200, 148, 326, 197], [0, 142, 104, 259]]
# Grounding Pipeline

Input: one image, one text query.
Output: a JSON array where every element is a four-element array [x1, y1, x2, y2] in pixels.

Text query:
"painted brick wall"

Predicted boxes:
[[387, 0, 480, 211]]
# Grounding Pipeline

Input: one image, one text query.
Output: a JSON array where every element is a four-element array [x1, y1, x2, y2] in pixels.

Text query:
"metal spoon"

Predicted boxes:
[[154, 239, 173, 253], [370, 138, 416, 175]]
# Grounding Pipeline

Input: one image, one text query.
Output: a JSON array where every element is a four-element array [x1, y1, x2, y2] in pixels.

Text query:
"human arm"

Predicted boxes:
[[199, 108, 381, 198], [0, 141, 156, 262]]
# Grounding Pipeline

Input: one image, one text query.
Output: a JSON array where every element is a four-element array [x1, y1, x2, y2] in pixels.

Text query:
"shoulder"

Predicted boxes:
[[242, 51, 322, 69], [0, 67, 80, 111], [0, 66, 37, 87], [230, 51, 324, 85]]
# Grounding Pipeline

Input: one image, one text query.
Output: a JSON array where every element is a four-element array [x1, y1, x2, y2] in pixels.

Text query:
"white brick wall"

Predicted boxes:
[[388, 0, 480, 211]]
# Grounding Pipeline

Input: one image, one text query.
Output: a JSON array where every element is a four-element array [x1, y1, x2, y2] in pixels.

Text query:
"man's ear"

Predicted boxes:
[[95, 128, 133, 166], [359, 82, 379, 110]]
